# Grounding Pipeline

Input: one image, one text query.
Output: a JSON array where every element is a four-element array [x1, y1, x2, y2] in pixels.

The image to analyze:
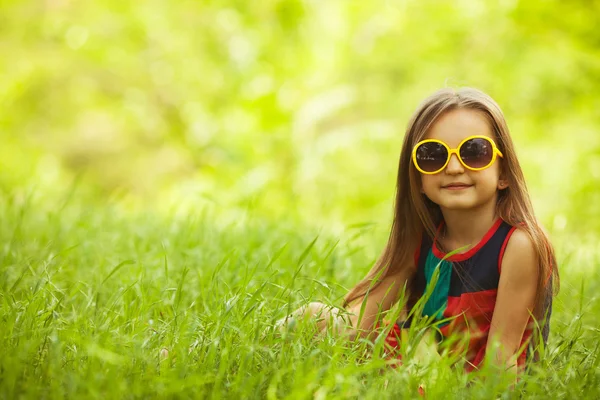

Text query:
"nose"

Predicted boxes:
[[445, 153, 464, 175]]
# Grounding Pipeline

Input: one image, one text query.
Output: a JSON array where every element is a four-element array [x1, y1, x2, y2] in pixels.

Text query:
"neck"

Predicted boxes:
[[439, 200, 498, 251]]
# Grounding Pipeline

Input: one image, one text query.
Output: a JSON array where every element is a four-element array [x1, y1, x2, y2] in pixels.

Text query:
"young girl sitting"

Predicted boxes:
[[280, 87, 558, 378]]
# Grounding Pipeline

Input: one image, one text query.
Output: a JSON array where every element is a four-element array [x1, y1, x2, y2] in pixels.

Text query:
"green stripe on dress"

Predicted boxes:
[[422, 250, 452, 321]]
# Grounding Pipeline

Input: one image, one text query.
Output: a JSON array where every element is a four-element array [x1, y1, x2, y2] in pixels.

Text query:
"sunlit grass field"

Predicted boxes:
[[2, 1, 600, 397], [1, 190, 599, 399]]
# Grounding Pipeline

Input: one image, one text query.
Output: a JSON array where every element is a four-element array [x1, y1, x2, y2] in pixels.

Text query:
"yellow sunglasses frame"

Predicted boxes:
[[412, 135, 504, 175]]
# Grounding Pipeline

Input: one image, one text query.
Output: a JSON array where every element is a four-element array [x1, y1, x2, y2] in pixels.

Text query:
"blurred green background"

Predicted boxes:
[[2, 0, 599, 235], [3, 3, 600, 397]]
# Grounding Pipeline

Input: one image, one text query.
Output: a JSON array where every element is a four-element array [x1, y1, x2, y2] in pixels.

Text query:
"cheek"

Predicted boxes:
[[488, 161, 502, 177], [474, 170, 500, 191], [420, 175, 437, 192], [480, 166, 501, 183]]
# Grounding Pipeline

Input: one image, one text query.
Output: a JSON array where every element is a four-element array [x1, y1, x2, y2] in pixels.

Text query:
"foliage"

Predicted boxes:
[[1, 0, 599, 230], [1, 197, 599, 398], [1, 0, 599, 398]]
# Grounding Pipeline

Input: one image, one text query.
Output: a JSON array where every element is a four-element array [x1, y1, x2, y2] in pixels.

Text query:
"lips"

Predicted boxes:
[[442, 183, 473, 190]]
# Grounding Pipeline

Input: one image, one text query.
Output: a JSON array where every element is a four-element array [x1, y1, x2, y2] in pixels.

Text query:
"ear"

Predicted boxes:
[[497, 162, 509, 190], [497, 177, 509, 190]]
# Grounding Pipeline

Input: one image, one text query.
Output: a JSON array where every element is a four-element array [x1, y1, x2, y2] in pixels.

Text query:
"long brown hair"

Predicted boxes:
[[344, 87, 559, 320]]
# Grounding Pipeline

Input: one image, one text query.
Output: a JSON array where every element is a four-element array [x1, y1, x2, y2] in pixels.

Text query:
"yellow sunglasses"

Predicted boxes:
[[412, 135, 504, 175]]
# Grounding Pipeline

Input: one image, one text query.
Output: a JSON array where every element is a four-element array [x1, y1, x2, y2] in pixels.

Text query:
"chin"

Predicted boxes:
[[440, 203, 477, 211], [437, 198, 479, 210]]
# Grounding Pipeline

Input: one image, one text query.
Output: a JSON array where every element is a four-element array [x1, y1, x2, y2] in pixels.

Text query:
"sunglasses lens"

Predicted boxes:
[[460, 138, 494, 169], [415, 142, 448, 173]]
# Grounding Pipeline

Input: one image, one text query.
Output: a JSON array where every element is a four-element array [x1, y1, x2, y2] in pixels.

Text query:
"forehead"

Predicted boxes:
[[424, 108, 494, 146]]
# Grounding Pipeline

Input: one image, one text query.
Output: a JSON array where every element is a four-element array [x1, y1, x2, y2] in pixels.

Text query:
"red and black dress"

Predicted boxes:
[[385, 218, 552, 371]]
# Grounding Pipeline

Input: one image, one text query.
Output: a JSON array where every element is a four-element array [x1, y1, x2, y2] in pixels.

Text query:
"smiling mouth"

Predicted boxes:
[[442, 184, 473, 190]]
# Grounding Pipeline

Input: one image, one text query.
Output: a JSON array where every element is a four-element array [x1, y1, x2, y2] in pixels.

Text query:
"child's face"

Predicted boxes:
[[419, 108, 507, 212]]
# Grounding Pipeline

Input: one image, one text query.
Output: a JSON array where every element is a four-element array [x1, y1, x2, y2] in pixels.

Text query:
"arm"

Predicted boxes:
[[276, 267, 413, 340], [486, 229, 539, 380], [344, 268, 414, 339]]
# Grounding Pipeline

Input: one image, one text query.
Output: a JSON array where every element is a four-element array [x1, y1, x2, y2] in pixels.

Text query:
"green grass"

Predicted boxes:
[[1, 192, 599, 399]]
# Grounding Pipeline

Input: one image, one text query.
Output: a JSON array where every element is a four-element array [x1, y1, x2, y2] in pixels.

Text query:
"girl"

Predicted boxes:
[[281, 87, 558, 377]]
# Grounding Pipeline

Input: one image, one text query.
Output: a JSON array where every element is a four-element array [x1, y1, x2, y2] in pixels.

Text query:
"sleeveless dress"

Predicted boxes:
[[384, 218, 552, 371]]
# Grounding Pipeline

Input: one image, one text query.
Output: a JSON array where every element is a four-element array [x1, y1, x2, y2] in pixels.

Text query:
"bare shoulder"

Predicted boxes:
[[501, 228, 538, 282]]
